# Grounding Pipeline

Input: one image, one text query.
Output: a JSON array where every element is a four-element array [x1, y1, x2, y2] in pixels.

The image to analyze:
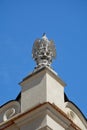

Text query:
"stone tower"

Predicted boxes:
[[0, 34, 87, 130]]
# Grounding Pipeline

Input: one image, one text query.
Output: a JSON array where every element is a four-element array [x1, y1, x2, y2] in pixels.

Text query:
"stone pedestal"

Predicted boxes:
[[20, 67, 66, 113]]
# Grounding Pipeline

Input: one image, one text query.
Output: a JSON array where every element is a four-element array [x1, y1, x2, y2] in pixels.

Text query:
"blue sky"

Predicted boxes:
[[0, 0, 87, 117]]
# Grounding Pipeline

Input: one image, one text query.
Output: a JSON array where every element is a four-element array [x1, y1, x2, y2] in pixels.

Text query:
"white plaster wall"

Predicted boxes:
[[47, 115, 65, 130], [20, 115, 47, 130], [21, 72, 47, 112], [46, 73, 65, 110]]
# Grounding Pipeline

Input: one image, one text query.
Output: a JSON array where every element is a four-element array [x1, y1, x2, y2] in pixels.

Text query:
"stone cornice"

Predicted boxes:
[[0, 102, 81, 130]]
